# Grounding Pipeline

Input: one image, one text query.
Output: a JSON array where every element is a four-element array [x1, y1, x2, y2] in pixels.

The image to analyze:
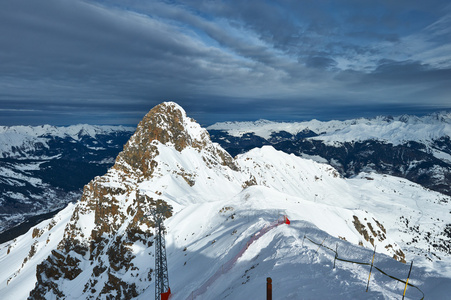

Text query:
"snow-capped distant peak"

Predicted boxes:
[[0, 124, 135, 158], [208, 111, 451, 145]]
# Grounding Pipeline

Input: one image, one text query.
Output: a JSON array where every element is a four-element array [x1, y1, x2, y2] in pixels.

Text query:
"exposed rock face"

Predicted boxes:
[[352, 215, 405, 263], [29, 102, 236, 299], [115, 102, 238, 178]]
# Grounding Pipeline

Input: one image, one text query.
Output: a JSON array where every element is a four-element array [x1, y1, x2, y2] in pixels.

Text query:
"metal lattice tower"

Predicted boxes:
[[150, 206, 171, 300]]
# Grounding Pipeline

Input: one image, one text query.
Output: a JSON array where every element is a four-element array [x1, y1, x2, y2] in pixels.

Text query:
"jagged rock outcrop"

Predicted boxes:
[[114, 102, 238, 178], [29, 102, 238, 299]]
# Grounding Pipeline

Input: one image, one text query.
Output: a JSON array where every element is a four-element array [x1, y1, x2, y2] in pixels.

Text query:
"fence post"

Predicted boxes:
[[316, 237, 326, 253], [402, 261, 414, 300], [366, 245, 376, 292], [333, 244, 338, 269], [266, 277, 272, 300]]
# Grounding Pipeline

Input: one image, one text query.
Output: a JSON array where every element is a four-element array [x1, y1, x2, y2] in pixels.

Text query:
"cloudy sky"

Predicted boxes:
[[1, 0, 451, 126]]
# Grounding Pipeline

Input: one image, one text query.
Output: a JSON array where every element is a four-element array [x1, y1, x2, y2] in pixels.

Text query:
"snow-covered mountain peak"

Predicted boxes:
[[114, 101, 237, 177], [135, 101, 209, 150], [20, 102, 244, 298]]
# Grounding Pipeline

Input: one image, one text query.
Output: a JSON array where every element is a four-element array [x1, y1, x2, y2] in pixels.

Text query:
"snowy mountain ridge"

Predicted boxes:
[[0, 102, 450, 299], [208, 111, 451, 145], [0, 124, 134, 234], [208, 111, 451, 199], [0, 124, 135, 159]]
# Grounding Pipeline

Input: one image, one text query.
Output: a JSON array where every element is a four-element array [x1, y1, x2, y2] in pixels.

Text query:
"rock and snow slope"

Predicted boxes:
[[0, 102, 450, 299], [0, 204, 75, 299]]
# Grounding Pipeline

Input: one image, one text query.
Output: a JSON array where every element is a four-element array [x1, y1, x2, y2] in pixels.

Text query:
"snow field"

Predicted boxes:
[[145, 143, 451, 299], [163, 194, 433, 299]]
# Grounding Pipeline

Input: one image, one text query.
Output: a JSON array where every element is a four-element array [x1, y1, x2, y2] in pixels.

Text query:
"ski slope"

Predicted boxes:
[[187, 216, 288, 299], [160, 185, 451, 299]]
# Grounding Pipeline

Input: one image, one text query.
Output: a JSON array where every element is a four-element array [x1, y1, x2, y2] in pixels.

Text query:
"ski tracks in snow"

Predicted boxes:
[[187, 218, 287, 299]]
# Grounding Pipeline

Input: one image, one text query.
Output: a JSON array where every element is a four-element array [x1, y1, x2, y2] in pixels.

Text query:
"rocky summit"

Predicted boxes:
[[1, 102, 450, 299]]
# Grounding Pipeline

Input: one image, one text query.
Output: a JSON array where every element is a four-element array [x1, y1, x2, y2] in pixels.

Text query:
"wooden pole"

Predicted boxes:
[[402, 261, 414, 300], [333, 244, 338, 269], [316, 237, 326, 253], [266, 277, 272, 300], [366, 245, 376, 292]]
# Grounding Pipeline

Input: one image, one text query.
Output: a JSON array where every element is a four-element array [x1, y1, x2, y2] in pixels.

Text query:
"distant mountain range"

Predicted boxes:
[[208, 112, 451, 198], [0, 125, 134, 234], [2, 112, 451, 236]]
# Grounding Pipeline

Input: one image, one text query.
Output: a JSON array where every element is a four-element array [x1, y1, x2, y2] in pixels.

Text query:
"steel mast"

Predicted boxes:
[[150, 206, 171, 300]]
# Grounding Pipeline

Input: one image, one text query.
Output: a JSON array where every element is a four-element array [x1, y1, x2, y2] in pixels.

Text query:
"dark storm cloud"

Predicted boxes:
[[188, 0, 446, 58], [0, 0, 242, 124], [371, 60, 451, 84], [1, 1, 220, 83], [0, 0, 450, 125], [305, 56, 337, 69], [336, 60, 451, 106]]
